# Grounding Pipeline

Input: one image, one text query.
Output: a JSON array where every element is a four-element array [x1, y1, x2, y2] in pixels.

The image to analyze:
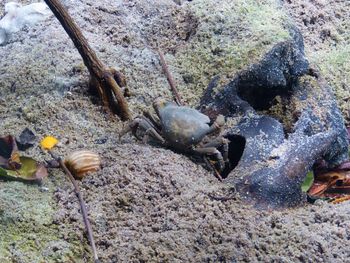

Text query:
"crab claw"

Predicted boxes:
[[214, 114, 225, 128], [119, 118, 141, 140]]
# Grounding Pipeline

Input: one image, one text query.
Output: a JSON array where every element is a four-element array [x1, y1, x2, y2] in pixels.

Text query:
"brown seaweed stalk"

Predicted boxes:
[[157, 48, 183, 105], [44, 0, 131, 121], [48, 150, 100, 263]]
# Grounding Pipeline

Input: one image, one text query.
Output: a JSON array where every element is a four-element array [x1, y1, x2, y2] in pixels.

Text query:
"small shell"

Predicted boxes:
[[64, 150, 101, 179]]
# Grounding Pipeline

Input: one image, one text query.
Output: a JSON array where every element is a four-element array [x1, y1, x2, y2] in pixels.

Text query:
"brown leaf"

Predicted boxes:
[[0, 135, 21, 170]]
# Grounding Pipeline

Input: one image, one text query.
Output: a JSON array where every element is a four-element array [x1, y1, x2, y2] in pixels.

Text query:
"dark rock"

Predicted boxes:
[[16, 128, 36, 151], [95, 138, 108, 144], [200, 27, 349, 208], [201, 27, 309, 118], [229, 112, 337, 208]]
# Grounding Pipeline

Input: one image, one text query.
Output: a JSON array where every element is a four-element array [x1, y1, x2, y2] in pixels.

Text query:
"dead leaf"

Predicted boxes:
[[0, 156, 47, 182], [0, 135, 21, 170]]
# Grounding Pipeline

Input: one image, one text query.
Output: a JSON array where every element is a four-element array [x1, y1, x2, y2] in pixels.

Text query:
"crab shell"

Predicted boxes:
[[64, 150, 101, 179], [155, 101, 212, 149]]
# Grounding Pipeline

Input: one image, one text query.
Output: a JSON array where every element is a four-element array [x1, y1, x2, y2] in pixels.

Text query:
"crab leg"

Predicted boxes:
[[143, 111, 162, 132], [119, 118, 142, 139], [142, 128, 165, 144], [201, 137, 230, 163], [193, 147, 225, 172], [202, 156, 223, 181], [120, 117, 154, 140], [119, 117, 165, 144]]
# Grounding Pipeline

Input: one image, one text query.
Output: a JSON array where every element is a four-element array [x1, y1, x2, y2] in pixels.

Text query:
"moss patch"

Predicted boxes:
[[310, 45, 350, 124], [283, 0, 350, 125], [175, 0, 291, 106], [0, 180, 85, 262]]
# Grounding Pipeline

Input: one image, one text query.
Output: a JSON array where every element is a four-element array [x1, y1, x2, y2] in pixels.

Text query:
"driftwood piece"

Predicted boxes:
[[44, 0, 131, 120]]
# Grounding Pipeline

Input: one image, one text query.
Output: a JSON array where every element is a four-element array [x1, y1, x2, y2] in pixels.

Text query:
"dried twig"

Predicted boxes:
[[48, 150, 100, 263], [157, 48, 183, 105], [44, 0, 131, 120]]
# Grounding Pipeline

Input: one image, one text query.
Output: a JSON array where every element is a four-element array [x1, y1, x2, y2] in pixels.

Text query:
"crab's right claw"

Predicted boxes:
[[211, 115, 225, 131], [215, 114, 225, 127]]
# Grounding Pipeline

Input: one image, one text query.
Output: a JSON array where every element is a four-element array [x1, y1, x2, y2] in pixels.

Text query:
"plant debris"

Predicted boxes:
[[0, 135, 47, 182], [0, 156, 47, 182], [40, 135, 59, 150], [40, 136, 100, 263], [43, 0, 131, 121], [0, 135, 21, 170]]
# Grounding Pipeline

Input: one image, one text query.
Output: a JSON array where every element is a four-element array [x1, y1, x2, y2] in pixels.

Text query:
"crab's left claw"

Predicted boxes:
[[119, 117, 166, 144], [119, 119, 140, 140]]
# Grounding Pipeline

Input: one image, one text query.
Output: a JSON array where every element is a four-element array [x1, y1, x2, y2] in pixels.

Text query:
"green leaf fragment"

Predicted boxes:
[[0, 157, 47, 181], [301, 171, 314, 192], [0, 167, 8, 177]]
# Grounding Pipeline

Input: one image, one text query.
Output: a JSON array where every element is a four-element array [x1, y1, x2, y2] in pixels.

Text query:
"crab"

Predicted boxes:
[[120, 98, 229, 174]]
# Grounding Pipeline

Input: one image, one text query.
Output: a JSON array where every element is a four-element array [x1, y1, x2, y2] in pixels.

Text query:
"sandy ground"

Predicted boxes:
[[283, 0, 350, 124], [0, 0, 350, 262]]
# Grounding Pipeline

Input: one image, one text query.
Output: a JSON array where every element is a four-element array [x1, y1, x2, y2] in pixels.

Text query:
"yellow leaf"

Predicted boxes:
[[40, 136, 58, 150]]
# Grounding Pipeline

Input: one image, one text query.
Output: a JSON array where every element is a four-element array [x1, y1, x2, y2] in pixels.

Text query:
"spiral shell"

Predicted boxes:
[[64, 150, 101, 179]]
